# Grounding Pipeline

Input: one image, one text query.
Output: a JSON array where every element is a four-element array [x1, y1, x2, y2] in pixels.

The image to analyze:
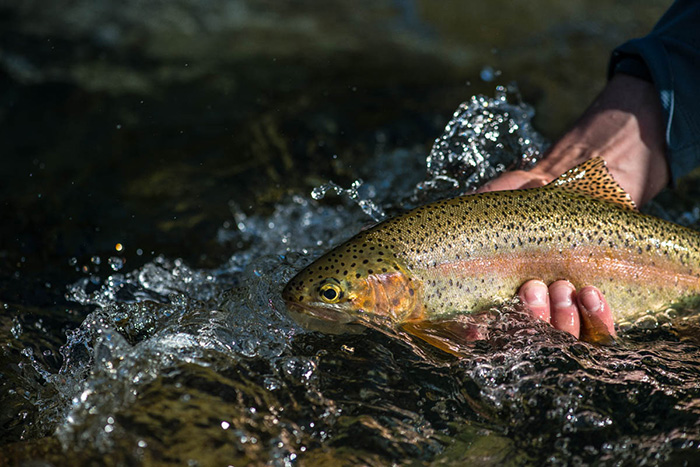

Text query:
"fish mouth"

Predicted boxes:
[[284, 300, 357, 323], [284, 300, 363, 334]]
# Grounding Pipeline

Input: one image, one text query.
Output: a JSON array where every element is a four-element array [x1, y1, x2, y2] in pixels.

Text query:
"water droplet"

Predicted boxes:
[[108, 257, 124, 271], [480, 65, 496, 82], [311, 179, 386, 221]]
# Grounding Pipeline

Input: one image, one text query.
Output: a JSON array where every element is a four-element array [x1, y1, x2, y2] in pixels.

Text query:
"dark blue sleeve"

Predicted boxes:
[[609, 0, 700, 183]]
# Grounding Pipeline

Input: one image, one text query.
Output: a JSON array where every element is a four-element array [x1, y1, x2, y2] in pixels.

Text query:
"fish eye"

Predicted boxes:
[[319, 283, 342, 303]]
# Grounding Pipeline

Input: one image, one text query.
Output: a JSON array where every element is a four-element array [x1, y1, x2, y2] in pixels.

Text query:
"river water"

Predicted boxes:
[[4, 1, 699, 466]]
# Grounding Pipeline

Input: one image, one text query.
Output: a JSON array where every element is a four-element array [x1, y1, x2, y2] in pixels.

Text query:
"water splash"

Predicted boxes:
[[51, 249, 327, 462], [307, 86, 546, 219], [418, 84, 546, 195], [311, 179, 387, 222]]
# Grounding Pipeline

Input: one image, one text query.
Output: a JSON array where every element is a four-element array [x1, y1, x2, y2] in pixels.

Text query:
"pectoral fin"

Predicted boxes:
[[400, 317, 487, 357], [578, 309, 616, 345]]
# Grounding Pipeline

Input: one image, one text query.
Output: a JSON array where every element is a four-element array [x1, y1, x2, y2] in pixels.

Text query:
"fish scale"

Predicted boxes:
[[283, 158, 700, 337]]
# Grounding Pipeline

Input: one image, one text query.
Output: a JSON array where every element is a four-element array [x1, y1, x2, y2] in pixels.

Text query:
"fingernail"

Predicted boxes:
[[580, 289, 601, 313], [523, 281, 548, 307], [553, 291, 573, 308]]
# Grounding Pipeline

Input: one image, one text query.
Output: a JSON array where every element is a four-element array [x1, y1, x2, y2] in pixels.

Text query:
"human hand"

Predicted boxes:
[[479, 74, 670, 206], [519, 279, 616, 344]]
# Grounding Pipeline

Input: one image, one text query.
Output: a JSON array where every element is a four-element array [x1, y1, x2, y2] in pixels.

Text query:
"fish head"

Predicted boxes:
[[282, 238, 423, 330], [282, 271, 364, 327]]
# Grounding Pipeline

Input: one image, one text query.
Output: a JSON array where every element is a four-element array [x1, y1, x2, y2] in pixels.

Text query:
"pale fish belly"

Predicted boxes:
[[413, 245, 700, 325]]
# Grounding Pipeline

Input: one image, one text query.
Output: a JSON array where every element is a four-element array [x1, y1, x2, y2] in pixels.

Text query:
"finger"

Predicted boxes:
[[476, 171, 547, 193], [519, 280, 550, 323], [577, 286, 617, 344], [549, 280, 580, 338]]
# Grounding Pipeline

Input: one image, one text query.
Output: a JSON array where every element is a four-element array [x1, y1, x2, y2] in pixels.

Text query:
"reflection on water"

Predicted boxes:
[[4, 86, 700, 465]]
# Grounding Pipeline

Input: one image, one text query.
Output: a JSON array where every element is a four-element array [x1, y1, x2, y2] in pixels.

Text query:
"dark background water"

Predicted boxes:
[[4, 1, 693, 465]]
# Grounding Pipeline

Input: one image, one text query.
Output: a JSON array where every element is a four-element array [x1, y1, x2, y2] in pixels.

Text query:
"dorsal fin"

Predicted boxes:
[[546, 157, 637, 210]]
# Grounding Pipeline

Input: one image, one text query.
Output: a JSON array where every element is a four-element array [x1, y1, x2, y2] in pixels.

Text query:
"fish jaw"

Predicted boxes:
[[284, 299, 358, 324], [283, 299, 368, 335]]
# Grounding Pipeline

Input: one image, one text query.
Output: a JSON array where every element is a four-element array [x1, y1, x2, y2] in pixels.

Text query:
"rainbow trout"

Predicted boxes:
[[282, 158, 700, 344]]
